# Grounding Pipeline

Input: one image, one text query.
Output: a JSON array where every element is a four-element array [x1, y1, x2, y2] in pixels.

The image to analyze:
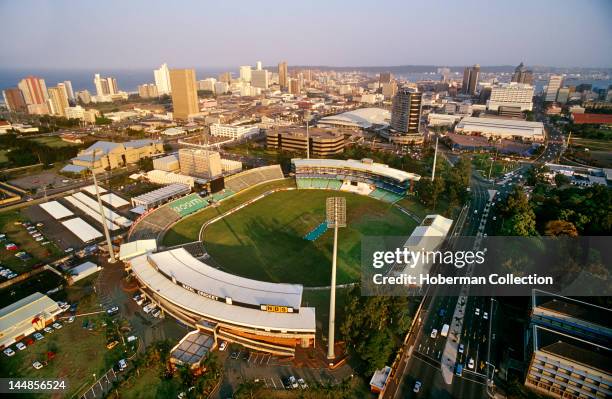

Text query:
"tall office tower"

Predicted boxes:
[[461, 64, 480, 95], [62, 80, 75, 101], [107, 77, 118, 94], [437, 67, 451, 82], [138, 84, 159, 98], [2, 88, 27, 112], [556, 87, 570, 104], [178, 148, 222, 178], [18, 76, 48, 105], [76, 90, 91, 104], [198, 78, 216, 92], [391, 87, 423, 134], [239, 66, 252, 82], [545, 75, 563, 102], [303, 69, 312, 81], [93, 74, 118, 96], [379, 72, 392, 84], [218, 72, 232, 83], [154, 63, 172, 95], [511, 62, 534, 85], [487, 83, 535, 111], [278, 61, 288, 89], [256, 61, 262, 71], [47, 85, 70, 117], [381, 81, 397, 99], [251, 69, 269, 89], [169, 68, 199, 120]]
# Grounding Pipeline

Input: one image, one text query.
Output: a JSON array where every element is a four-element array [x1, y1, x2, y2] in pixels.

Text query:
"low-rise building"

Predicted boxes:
[[266, 126, 345, 156], [0, 293, 63, 349], [209, 123, 260, 140], [455, 116, 545, 142], [178, 148, 222, 179]]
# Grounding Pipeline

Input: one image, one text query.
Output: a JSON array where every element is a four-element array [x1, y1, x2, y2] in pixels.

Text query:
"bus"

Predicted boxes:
[[441, 324, 450, 338]]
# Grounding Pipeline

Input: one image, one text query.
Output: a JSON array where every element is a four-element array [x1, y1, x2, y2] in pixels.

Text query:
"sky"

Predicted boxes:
[[1, 0, 611, 69]]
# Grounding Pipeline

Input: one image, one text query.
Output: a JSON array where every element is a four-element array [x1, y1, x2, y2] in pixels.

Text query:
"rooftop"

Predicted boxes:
[[292, 158, 421, 183], [318, 107, 390, 129]]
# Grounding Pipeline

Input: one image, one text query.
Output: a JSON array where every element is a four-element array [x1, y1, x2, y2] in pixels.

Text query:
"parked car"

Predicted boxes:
[[468, 358, 475, 369], [43, 327, 53, 333], [16, 342, 27, 351], [106, 341, 119, 350], [118, 359, 127, 371], [458, 344, 464, 354], [151, 308, 161, 318], [32, 361, 44, 370], [33, 333, 44, 341], [106, 306, 119, 315], [298, 378, 308, 389], [52, 322, 62, 330], [288, 376, 299, 389], [430, 329, 438, 338], [413, 381, 422, 393], [483, 312, 489, 320], [3, 348, 15, 357], [127, 335, 138, 343], [67, 316, 75, 323], [218, 341, 227, 351]]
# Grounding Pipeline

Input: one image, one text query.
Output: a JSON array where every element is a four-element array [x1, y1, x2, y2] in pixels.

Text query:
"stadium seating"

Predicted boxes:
[[208, 190, 235, 203], [128, 205, 181, 241], [224, 165, 284, 193]]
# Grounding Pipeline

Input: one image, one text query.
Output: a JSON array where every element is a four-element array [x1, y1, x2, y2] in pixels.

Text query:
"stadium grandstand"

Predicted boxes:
[[292, 158, 420, 203], [126, 248, 316, 356], [223, 165, 285, 193]]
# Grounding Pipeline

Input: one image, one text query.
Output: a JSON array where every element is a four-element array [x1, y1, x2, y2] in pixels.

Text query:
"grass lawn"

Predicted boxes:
[[472, 154, 519, 179], [0, 211, 63, 273], [0, 270, 64, 307], [27, 136, 81, 148], [0, 284, 122, 399], [0, 149, 9, 164], [163, 178, 297, 246], [201, 190, 417, 286], [112, 364, 181, 399]]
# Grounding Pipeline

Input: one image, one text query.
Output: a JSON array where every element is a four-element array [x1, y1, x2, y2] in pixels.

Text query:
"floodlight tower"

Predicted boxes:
[[304, 110, 311, 159], [326, 197, 346, 360], [431, 135, 439, 181], [90, 149, 116, 263]]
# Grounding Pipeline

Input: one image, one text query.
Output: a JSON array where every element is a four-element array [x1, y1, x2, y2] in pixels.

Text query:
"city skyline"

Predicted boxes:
[[1, 0, 611, 69]]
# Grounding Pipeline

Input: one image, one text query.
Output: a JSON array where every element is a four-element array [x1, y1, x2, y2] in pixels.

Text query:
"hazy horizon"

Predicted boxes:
[[1, 0, 611, 70]]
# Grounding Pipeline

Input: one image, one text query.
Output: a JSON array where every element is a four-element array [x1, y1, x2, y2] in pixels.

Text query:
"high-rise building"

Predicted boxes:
[[154, 63, 172, 95], [169, 68, 199, 120], [487, 83, 534, 111], [545, 75, 563, 102], [239, 66, 252, 82], [278, 61, 288, 90], [379, 72, 392, 84], [47, 85, 70, 117], [381, 81, 397, 99], [76, 90, 91, 104], [18, 76, 48, 105], [2, 88, 27, 112], [437, 67, 451, 82], [218, 72, 232, 84], [556, 87, 570, 104], [511, 62, 533, 85], [289, 78, 301, 95], [251, 69, 269, 89], [138, 84, 159, 98], [391, 87, 423, 135], [461, 64, 480, 95], [94, 74, 118, 96], [178, 148, 222, 178], [198, 78, 216, 92], [256, 61, 262, 71]]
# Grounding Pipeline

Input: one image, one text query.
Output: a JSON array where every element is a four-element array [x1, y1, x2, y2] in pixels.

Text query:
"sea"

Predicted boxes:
[[1, 67, 610, 95]]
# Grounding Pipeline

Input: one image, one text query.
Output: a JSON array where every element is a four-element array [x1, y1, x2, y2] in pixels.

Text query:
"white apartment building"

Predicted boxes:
[[154, 63, 172, 95], [198, 78, 216, 92], [240, 66, 252, 82], [251, 69, 269, 89], [221, 158, 242, 174], [214, 81, 229, 94], [210, 123, 260, 139], [487, 83, 534, 111], [64, 106, 100, 123], [545, 75, 563, 102]]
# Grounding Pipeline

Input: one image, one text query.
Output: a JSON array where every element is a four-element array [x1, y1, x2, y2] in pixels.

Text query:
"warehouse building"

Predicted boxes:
[[266, 126, 345, 156], [455, 117, 545, 142], [153, 154, 180, 172], [0, 293, 63, 349]]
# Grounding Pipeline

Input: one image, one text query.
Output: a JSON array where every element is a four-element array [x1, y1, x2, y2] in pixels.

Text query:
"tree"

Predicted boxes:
[[499, 186, 537, 236], [554, 174, 571, 187], [544, 220, 578, 237]]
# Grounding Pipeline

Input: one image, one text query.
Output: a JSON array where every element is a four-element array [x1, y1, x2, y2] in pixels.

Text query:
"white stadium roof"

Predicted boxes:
[[61, 217, 103, 242], [318, 107, 390, 129], [130, 252, 316, 332], [39, 201, 73, 220], [292, 158, 421, 183], [148, 248, 304, 309]]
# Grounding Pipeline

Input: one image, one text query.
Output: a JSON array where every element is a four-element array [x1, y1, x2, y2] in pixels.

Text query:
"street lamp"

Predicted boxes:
[[326, 197, 346, 360]]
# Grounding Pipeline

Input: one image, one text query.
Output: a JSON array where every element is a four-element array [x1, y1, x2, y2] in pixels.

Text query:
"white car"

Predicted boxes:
[[219, 341, 227, 351], [288, 376, 298, 389], [298, 378, 308, 389], [483, 312, 489, 320], [52, 322, 62, 329], [430, 329, 438, 338], [32, 361, 44, 370], [43, 327, 53, 333], [67, 316, 75, 323], [127, 335, 138, 343], [458, 344, 464, 354], [4, 348, 15, 357], [475, 308, 480, 316], [151, 308, 161, 318], [33, 333, 44, 341], [468, 358, 475, 369], [16, 342, 27, 351], [413, 381, 422, 393], [118, 359, 127, 371]]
